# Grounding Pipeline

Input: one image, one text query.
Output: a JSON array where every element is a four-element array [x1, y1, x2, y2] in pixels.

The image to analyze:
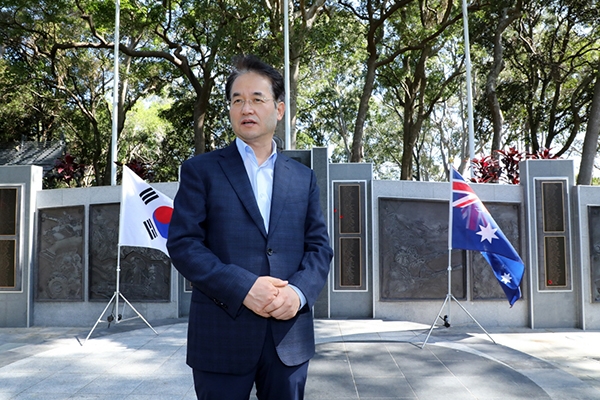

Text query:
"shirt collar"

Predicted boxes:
[[235, 137, 278, 166]]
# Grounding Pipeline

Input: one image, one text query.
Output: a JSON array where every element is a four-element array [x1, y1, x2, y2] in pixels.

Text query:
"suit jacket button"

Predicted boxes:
[[213, 298, 227, 308], [266, 248, 274, 256]]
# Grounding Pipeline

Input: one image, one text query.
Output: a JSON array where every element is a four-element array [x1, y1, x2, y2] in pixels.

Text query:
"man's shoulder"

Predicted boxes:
[[277, 152, 312, 173], [183, 145, 234, 166]]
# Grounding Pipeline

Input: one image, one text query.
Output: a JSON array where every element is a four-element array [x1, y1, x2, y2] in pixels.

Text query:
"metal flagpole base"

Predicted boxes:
[[420, 294, 496, 349], [82, 291, 158, 345]]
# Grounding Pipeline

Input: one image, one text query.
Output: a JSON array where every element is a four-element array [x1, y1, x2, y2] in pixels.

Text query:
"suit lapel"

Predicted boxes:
[[218, 144, 268, 238], [269, 155, 292, 235]]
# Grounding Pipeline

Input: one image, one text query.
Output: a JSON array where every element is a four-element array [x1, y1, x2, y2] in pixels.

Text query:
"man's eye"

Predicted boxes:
[[232, 99, 243, 105], [253, 98, 265, 104]]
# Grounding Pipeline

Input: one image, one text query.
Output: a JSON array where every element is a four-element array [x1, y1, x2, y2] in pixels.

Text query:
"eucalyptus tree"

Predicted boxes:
[[378, 1, 468, 180], [472, 0, 523, 154], [294, 6, 366, 160], [260, 0, 329, 149], [337, 0, 412, 163], [0, 1, 71, 144], [504, 0, 599, 156], [572, 0, 600, 185], [0, 0, 172, 184]]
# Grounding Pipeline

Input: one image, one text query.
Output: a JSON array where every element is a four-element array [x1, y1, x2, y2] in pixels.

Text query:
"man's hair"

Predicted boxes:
[[225, 55, 285, 103]]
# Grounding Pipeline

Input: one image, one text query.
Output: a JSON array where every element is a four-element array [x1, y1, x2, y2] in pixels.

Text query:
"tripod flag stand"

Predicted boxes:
[[84, 166, 174, 344], [421, 167, 525, 348]]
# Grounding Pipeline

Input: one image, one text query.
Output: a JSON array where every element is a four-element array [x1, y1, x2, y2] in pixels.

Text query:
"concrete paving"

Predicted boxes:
[[1, 318, 600, 399]]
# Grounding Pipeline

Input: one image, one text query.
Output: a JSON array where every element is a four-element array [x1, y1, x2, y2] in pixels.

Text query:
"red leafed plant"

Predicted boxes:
[[44, 153, 87, 188], [471, 147, 557, 184], [120, 159, 155, 182]]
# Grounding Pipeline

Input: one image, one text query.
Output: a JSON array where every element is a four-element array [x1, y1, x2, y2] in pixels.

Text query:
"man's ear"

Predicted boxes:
[[277, 101, 285, 121]]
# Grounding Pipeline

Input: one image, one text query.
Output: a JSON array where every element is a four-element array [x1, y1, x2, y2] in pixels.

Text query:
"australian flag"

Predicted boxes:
[[451, 168, 525, 306]]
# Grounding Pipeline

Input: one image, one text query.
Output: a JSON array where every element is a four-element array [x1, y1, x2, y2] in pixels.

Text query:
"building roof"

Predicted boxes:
[[0, 141, 65, 172]]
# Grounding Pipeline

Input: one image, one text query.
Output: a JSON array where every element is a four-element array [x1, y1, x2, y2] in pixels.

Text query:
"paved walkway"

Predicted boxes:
[[1, 318, 600, 399]]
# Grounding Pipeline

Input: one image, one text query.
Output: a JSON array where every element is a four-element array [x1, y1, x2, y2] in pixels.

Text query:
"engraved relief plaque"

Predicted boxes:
[[36, 206, 85, 301], [89, 203, 120, 300], [119, 246, 170, 301], [471, 203, 523, 300], [89, 203, 170, 302], [379, 198, 465, 300], [333, 182, 366, 291]]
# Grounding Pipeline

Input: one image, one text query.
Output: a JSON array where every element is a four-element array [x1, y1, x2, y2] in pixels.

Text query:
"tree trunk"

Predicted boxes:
[[193, 79, 213, 155], [577, 66, 600, 185], [486, 4, 521, 154], [350, 54, 377, 162]]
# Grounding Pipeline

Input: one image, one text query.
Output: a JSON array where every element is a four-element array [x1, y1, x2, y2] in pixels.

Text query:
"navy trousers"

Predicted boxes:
[[193, 324, 309, 400]]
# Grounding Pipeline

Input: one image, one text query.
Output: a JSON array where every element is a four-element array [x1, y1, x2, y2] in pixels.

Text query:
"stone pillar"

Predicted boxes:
[[0, 165, 43, 327], [328, 163, 373, 318], [520, 159, 579, 328]]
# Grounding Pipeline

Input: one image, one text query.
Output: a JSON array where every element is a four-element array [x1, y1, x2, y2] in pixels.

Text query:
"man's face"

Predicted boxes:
[[229, 71, 285, 147]]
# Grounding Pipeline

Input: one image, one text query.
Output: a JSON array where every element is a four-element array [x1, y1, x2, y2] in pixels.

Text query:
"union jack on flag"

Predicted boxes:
[[451, 168, 525, 306]]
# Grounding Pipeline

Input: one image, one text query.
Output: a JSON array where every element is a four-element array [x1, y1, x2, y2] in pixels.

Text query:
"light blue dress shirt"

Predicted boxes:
[[235, 138, 307, 310]]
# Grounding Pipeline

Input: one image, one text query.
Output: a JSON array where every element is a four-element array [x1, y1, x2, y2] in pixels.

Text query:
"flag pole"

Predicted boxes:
[[110, 0, 120, 186], [83, 167, 158, 344], [420, 166, 496, 348], [446, 163, 455, 323], [283, 0, 291, 150]]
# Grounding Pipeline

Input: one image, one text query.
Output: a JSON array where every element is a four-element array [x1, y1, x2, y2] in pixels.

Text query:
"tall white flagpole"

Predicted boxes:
[[447, 167, 455, 321], [283, 0, 291, 150], [110, 0, 120, 186], [462, 0, 475, 177]]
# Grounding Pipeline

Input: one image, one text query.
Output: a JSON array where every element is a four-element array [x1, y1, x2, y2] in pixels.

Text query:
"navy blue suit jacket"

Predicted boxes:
[[167, 143, 332, 375]]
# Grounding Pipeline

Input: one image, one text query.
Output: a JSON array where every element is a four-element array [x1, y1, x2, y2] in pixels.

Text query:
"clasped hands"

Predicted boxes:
[[242, 276, 300, 320]]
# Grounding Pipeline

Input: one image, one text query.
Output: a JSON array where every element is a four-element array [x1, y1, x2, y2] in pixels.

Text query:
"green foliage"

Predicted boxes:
[[2, 0, 599, 185]]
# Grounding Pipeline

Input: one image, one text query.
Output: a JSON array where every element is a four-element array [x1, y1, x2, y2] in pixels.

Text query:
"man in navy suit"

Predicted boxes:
[[167, 55, 333, 400]]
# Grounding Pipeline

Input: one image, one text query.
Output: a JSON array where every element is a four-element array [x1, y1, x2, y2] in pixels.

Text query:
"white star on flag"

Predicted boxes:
[[476, 222, 498, 243], [500, 273, 513, 285]]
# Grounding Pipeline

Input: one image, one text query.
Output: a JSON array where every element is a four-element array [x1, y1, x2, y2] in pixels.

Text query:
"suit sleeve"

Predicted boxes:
[[286, 169, 333, 309], [167, 159, 257, 319]]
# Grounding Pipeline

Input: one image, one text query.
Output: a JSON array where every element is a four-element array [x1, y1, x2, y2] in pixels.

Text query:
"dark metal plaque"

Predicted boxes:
[[333, 181, 367, 290], [0, 240, 16, 288], [379, 198, 465, 300], [89, 203, 170, 302], [89, 203, 120, 300], [36, 206, 85, 301], [544, 236, 568, 287], [339, 237, 361, 287], [535, 179, 571, 291], [339, 184, 361, 234], [0, 188, 17, 235], [471, 203, 523, 300], [0, 187, 19, 291], [542, 181, 565, 233], [588, 206, 600, 301], [119, 246, 170, 301]]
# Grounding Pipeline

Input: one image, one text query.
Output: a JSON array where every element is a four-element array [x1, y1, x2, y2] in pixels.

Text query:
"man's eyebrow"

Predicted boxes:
[[231, 91, 267, 98]]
